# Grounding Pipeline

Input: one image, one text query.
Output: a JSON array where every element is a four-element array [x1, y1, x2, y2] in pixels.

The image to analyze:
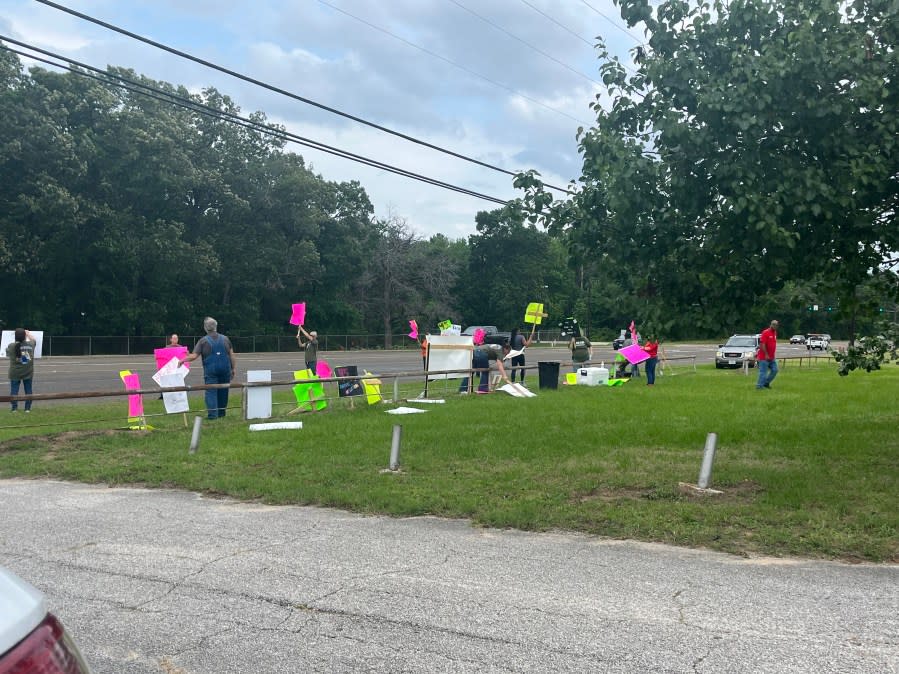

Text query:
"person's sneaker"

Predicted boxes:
[[24, 409, 31, 413], [764, 383, 771, 389]]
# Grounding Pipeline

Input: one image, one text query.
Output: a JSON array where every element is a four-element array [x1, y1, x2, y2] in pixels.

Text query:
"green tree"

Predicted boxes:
[[456, 207, 562, 331], [516, 0, 899, 338]]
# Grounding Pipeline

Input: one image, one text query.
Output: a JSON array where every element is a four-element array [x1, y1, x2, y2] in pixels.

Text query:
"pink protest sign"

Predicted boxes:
[[122, 372, 144, 418], [316, 360, 332, 379], [619, 343, 651, 365], [289, 302, 306, 326], [408, 319, 418, 340], [154, 346, 188, 371]]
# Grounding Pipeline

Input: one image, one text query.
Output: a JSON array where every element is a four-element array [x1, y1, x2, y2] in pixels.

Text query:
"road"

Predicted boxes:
[[7, 342, 826, 401], [0, 479, 895, 673]]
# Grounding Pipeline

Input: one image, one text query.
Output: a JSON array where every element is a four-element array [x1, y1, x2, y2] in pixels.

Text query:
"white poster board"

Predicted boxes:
[[152, 357, 189, 387], [0, 330, 44, 358], [246, 370, 272, 420], [426, 335, 473, 381], [160, 373, 190, 414]]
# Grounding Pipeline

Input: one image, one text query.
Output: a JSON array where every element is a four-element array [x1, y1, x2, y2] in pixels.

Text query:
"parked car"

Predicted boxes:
[[0, 565, 92, 672], [612, 329, 641, 350], [789, 334, 806, 344], [806, 333, 830, 350], [715, 334, 760, 369], [461, 325, 511, 345]]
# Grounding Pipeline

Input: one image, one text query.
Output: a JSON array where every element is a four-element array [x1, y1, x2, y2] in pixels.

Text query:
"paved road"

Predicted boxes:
[[5, 342, 826, 401], [1, 479, 895, 673]]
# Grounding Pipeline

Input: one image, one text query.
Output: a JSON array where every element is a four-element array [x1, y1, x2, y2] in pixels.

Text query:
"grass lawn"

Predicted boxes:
[[1, 362, 896, 562]]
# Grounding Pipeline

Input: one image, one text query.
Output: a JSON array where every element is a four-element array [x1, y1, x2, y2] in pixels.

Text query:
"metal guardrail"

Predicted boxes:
[[41, 331, 572, 356]]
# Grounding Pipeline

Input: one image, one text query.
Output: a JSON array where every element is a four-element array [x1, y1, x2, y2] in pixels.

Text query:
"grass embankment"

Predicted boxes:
[[1, 363, 896, 562]]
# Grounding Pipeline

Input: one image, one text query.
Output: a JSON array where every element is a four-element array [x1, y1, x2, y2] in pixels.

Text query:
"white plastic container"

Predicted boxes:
[[577, 366, 609, 386]]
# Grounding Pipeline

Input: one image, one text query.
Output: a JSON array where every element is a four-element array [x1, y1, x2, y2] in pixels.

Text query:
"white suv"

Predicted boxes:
[[806, 334, 830, 351]]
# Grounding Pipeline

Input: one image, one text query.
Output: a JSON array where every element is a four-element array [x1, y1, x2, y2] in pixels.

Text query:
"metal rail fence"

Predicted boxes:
[[42, 331, 569, 356]]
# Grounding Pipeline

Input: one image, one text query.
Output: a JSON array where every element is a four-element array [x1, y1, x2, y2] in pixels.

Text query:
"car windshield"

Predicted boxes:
[[725, 337, 756, 347]]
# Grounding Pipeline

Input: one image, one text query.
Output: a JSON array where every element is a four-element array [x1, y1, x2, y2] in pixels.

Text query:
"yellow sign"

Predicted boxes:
[[524, 302, 547, 325]]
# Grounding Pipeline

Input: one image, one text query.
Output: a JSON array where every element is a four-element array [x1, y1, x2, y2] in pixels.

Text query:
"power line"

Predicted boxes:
[[315, 0, 592, 126], [32, 0, 574, 195], [516, 0, 594, 47], [0, 38, 511, 206], [446, 0, 602, 87], [579, 0, 645, 44], [516, 0, 641, 77]]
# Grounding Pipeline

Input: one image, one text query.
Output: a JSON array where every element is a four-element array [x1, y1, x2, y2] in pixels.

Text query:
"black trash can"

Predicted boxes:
[[537, 361, 560, 390]]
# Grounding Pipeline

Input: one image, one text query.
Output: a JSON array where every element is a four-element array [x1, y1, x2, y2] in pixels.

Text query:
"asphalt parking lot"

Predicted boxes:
[[1, 479, 896, 673]]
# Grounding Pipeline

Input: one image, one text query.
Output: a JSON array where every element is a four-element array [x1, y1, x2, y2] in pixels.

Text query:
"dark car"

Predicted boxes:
[[789, 334, 806, 344], [612, 330, 641, 350], [462, 325, 511, 346]]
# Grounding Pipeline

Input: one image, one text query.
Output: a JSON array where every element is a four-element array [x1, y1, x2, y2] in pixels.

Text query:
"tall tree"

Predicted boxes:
[[516, 0, 899, 338]]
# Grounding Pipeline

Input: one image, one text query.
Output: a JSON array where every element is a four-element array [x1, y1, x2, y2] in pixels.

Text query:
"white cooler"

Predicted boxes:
[[577, 366, 609, 386]]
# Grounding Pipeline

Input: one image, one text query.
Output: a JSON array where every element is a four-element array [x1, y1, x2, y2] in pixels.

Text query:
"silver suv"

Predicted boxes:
[[715, 334, 759, 369]]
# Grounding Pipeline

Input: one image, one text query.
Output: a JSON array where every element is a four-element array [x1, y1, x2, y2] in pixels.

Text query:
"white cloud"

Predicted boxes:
[[0, 0, 641, 238]]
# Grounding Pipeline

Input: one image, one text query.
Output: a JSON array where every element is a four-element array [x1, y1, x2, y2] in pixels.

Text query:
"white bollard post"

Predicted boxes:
[[188, 416, 202, 454], [697, 432, 717, 489], [389, 424, 402, 471]]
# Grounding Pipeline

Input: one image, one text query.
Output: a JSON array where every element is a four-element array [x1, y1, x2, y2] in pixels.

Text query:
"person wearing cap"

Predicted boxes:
[[180, 317, 237, 419], [756, 319, 780, 390]]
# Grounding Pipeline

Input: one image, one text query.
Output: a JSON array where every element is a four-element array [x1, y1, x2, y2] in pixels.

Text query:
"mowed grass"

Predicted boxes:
[[0, 362, 896, 562]]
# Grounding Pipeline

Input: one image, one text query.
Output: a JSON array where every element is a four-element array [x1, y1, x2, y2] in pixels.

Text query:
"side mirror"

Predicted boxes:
[[718, 344, 723, 348]]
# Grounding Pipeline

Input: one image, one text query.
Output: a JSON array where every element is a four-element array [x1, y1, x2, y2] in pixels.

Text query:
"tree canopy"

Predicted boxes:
[[515, 0, 899, 338]]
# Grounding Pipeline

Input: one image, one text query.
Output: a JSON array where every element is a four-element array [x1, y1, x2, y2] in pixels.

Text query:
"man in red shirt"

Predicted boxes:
[[756, 319, 779, 389]]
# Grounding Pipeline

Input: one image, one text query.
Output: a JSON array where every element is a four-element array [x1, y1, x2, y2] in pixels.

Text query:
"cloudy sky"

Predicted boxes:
[[0, 0, 645, 239]]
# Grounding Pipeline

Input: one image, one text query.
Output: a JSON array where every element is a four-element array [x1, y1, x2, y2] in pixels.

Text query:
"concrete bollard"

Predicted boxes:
[[389, 424, 402, 471], [188, 416, 202, 454], [697, 432, 717, 489]]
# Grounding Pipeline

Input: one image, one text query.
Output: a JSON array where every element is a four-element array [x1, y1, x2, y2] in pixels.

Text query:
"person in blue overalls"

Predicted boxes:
[[180, 317, 237, 419]]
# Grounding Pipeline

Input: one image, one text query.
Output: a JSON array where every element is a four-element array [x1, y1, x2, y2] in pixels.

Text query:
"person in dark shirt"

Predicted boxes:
[[7, 328, 36, 412], [297, 325, 319, 373]]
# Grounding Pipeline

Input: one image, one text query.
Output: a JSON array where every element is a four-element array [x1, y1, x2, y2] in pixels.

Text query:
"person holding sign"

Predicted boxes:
[[158, 333, 186, 399], [180, 317, 236, 419], [508, 326, 534, 385], [297, 325, 319, 373], [7, 328, 36, 412], [643, 334, 660, 385]]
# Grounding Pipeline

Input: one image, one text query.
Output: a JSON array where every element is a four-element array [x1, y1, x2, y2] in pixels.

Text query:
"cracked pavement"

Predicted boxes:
[[1, 479, 896, 673]]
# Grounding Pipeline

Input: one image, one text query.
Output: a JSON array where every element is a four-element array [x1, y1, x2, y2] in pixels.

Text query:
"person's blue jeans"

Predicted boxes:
[[645, 357, 657, 385], [10, 378, 32, 411], [757, 359, 778, 389], [460, 351, 490, 393], [204, 370, 231, 418]]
